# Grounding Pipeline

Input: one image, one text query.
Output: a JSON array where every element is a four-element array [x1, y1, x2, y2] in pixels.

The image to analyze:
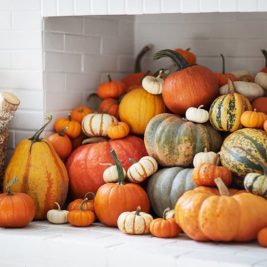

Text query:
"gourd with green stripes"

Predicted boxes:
[[244, 170, 267, 198]]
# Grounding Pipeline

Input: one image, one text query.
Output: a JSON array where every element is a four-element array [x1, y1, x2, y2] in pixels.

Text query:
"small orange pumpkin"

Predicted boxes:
[[54, 117, 81, 139], [175, 48, 196, 65], [258, 227, 267, 247], [99, 98, 119, 118], [150, 208, 181, 238], [98, 75, 126, 99], [240, 109, 267, 128], [67, 198, 95, 227], [67, 192, 95, 212], [107, 122, 130, 139], [71, 106, 92, 123]]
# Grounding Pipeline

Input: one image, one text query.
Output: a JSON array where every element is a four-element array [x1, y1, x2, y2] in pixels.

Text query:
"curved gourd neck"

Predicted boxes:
[[261, 49, 267, 68], [110, 149, 125, 185], [29, 115, 52, 142], [134, 44, 152, 73]]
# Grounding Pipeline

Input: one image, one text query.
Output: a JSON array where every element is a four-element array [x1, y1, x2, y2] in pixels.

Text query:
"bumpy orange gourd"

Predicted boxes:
[[240, 109, 267, 128], [107, 122, 130, 139], [252, 97, 267, 114], [67, 192, 95, 212], [99, 98, 119, 118], [4, 116, 69, 220], [175, 48, 196, 65], [71, 105, 92, 123], [54, 117, 81, 139], [257, 227, 267, 247], [175, 178, 267, 242], [94, 150, 150, 227], [0, 177, 35, 228]]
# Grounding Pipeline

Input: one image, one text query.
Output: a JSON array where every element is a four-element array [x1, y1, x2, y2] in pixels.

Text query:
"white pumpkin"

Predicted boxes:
[[164, 209, 175, 220], [185, 105, 209, 123], [193, 148, 219, 167], [142, 71, 164, 95], [127, 156, 158, 183], [219, 81, 264, 101], [117, 207, 153, 235], [47, 202, 69, 224], [255, 72, 267, 91], [103, 165, 126, 183], [82, 113, 117, 137]]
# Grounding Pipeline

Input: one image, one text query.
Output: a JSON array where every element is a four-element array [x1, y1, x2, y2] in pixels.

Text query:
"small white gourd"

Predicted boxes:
[[193, 148, 219, 168], [103, 165, 126, 183], [47, 202, 69, 224], [142, 71, 164, 95], [185, 105, 209, 123]]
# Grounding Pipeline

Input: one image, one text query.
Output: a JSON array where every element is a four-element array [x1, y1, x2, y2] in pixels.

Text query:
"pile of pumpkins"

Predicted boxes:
[[1, 45, 267, 247]]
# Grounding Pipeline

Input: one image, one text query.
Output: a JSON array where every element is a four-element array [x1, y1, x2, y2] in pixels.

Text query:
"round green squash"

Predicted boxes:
[[144, 113, 222, 167], [147, 167, 196, 217], [220, 128, 267, 185]]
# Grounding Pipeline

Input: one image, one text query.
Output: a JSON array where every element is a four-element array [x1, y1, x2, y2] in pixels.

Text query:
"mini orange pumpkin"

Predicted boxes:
[[71, 106, 92, 123], [67, 192, 95, 212], [175, 48, 196, 65], [107, 122, 130, 139], [258, 227, 267, 247], [54, 117, 81, 139], [240, 109, 267, 128], [99, 98, 119, 118], [150, 208, 181, 238], [98, 75, 126, 99], [67, 198, 95, 227]]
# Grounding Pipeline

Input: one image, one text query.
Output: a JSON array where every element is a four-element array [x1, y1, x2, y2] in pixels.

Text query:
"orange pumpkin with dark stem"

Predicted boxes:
[[71, 105, 92, 123], [175, 48, 196, 65], [99, 98, 119, 118], [150, 208, 181, 238], [54, 117, 81, 139], [261, 49, 267, 73], [47, 128, 72, 159], [98, 75, 126, 99], [258, 227, 267, 247], [252, 97, 267, 114], [94, 150, 150, 227], [67, 199, 95, 227], [67, 192, 95, 212], [0, 177, 35, 228], [107, 122, 130, 139], [154, 49, 218, 115]]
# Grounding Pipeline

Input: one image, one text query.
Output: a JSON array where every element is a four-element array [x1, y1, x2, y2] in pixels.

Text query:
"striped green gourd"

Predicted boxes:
[[244, 171, 267, 198]]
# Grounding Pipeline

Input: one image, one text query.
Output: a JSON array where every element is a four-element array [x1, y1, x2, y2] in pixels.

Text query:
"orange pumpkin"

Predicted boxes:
[[67, 192, 95, 212], [67, 199, 95, 227], [0, 177, 35, 228], [175, 178, 267, 242], [47, 128, 72, 159], [257, 227, 267, 247], [150, 208, 181, 238], [107, 122, 130, 139], [99, 98, 119, 118], [175, 48, 196, 65], [94, 150, 150, 227], [252, 97, 267, 114], [71, 106, 92, 123], [261, 49, 267, 73], [98, 75, 126, 99], [240, 109, 267, 128], [54, 117, 81, 139], [154, 49, 218, 115]]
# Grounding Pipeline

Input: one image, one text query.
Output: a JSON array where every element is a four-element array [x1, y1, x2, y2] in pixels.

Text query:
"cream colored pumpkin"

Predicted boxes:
[[82, 113, 117, 137], [117, 207, 153, 235], [127, 156, 158, 183], [193, 148, 219, 167], [103, 165, 126, 183], [142, 72, 164, 95], [185, 105, 209, 123], [47, 202, 69, 224], [219, 81, 264, 101], [255, 72, 267, 91], [165, 209, 175, 219]]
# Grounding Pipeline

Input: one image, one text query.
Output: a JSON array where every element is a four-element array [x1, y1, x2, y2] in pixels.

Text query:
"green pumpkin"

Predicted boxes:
[[220, 128, 267, 185], [244, 170, 267, 198], [144, 113, 222, 167], [147, 167, 196, 217]]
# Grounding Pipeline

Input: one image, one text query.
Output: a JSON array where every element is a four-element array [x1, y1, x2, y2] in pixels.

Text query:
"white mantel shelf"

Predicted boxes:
[[41, 0, 267, 17], [0, 222, 266, 267]]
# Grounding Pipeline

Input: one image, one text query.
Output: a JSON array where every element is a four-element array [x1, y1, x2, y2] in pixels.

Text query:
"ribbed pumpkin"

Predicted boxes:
[[119, 88, 165, 135], [4, 116, 69, 220], [147, 167, 196, 217], [220, 128, 267, 185], [209, 79, 252, 132], [144, 113, 222, 167], [154, 49, 218, 115], [67, 136, 147, 198]]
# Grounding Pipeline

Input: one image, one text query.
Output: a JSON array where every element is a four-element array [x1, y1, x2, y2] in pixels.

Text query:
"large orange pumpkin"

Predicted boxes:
[[154, 49, 218, 115], [4, 116, 69, 220], [94, 150, 150, 227], [66, 136, 147, 198]]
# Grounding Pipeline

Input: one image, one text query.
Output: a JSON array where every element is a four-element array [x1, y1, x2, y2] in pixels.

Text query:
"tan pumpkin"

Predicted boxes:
[[103, 164, 127, 183], [185, 105, 209, 124], [142, 71, 164, 95], [193, 148, 219, 168], [240, 109, 267, 128], [82, 113, 118, 137]]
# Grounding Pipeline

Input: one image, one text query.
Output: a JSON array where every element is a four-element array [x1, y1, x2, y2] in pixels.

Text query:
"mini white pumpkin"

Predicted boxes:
[[103, 165, 126, 183], [193, 148, 219, 167], [164, 208, 175, 220], [255, 72, 267, 91], [82, 113, 117, 137], [117, 206, 153, 235], [219, 81, 264, 101], [185, 105, 209, 123], [127, 156, 158, 183], [142, 71, 164, 95], [47, 202, 69, 224]]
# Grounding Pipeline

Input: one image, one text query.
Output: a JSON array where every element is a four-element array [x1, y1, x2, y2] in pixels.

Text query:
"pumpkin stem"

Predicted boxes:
[[134, 44, 153, 73], [198, 105, 204, 109], [80, 198, 88, 212], [135, 206, 141, 216], [111, 149, 125, 185], [107, 74, 112, 82], [261, 49, 267, 68], [154, 49, 191, 71], [30, 115, 52, 142], [186, 48, 191, 51], [129, 158, 138, 164], [84, 192, 95, 201], [82, 137, 107, 145], [153, 69, 169, 79], [220, 54, 225, 74], [227, 78, 236, 94], [214, 178, 230, 196], [54, 202, 61, 210], [5, 177, 17, 195], [163, 208, 171, 220], [215, 154, 220, 166], [204, 147, 208, 152], [58, 127, 67, 137]]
